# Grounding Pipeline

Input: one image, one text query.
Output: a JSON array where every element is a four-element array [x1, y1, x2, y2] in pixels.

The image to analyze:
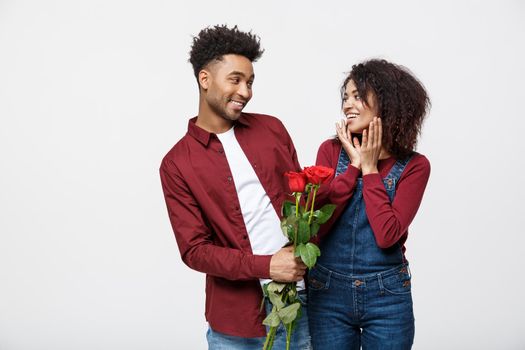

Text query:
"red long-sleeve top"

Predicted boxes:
[[315, 139, 430, 254], [160, 113, 301, 337]]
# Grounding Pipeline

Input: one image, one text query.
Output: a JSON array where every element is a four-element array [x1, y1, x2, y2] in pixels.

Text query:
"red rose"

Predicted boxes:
[[303, 166, 334, 185], [284, 171, 307, 192]]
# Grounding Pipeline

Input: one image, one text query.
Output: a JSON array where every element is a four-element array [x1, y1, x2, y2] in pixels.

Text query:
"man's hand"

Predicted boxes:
[[269, 246, 307, 282]]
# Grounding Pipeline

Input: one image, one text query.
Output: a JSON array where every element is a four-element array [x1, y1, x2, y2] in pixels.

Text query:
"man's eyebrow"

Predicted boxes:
[[227, 71, 255, 80]]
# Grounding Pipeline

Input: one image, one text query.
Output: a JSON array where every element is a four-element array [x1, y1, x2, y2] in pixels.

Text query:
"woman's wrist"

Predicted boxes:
[[361, 166, 378, 175], [350, 162, 361, 170]]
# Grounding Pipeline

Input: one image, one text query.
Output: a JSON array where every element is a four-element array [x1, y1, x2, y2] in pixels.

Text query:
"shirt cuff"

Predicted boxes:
[[251, 255, 273, 279], [362, 172, 382, 186], [338, 164, 360, 182]]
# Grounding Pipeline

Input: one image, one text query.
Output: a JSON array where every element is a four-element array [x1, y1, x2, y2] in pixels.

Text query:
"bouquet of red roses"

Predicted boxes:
[[262, 166, 336, 350]]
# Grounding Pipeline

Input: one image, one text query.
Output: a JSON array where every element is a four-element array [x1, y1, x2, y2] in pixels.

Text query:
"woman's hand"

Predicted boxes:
[[336, 118, 361, 169], [360, 117, 382, 175]]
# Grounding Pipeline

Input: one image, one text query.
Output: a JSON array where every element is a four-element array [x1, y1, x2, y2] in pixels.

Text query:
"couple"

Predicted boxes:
[[160, 25, 430, 350]]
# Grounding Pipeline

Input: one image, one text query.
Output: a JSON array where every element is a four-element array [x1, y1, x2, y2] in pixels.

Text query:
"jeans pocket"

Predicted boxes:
[[380, 271, 412, 295], [307, 266, 331, 291]]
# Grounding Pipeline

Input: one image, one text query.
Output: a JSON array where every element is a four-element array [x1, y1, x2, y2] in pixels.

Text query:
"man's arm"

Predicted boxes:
[[160, 161, 305, 282]]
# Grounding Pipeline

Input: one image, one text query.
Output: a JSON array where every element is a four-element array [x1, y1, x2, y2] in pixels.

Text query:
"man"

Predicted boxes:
[[159, 25, 311, 349]]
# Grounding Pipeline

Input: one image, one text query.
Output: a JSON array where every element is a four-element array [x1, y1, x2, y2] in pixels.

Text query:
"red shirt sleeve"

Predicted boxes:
[[362, 154, 431, 249], [160, 160, 272, 281], [312, 139, 360, 241], [314, 139, 360, 207]]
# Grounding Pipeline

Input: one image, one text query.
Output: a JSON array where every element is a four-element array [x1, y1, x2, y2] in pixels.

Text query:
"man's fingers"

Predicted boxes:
[[294, 258, 307, 268]]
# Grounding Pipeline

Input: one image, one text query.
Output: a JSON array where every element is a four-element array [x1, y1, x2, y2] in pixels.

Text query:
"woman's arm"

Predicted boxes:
[[363, 155, 431, 248], [314, 139, 360, 207]]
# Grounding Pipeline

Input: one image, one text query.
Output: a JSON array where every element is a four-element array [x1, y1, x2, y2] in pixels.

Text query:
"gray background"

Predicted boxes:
[[1, 0, 524, 349]]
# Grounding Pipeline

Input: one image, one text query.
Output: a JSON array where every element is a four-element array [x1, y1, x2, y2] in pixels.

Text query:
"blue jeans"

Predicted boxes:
[[207, 290, 312, 349], [308, 264, 414, 350]]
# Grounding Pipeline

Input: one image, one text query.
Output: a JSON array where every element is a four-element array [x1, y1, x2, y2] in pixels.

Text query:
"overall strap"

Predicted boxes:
[[385, 154, 414, 183], [335, 147, 350, 177]]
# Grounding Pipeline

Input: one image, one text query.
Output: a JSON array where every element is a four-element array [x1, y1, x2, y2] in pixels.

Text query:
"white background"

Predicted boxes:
[[1, 0, 524, 349]]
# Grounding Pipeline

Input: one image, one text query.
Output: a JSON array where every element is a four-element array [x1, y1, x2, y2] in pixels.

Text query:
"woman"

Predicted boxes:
[[308, 59, 431, 349]]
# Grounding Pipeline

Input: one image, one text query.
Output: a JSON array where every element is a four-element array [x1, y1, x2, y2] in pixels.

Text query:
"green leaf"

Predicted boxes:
[[306, 242, 321, 257], [314, 204, 337, 224], [266, 282, 286, 309], [294, 243, 304, 257], [296, 218, 310, 244], [285, 216, 299, 225], [281, 220, 295, 240], [298, 242, 320, 268], [282, 201, 295, 217], [268, 291, 284, 309], [310, 222, 320, 236], [281, 216, 299, 240], [263, 310, 281, 327], [277, 302, 301, 324], [267, 282, 287, 293]]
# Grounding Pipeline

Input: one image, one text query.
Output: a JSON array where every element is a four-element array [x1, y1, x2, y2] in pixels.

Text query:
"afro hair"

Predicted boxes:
[[189, 24, 264, 78]]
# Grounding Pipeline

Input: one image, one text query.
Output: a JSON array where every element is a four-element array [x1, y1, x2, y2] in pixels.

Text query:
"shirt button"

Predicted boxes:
[[218, 149, 224, 154], [243, 235, 248, 240], [253, 163, 257, 168], [227, 176, 232, 182], [235, 206, 240, 211]]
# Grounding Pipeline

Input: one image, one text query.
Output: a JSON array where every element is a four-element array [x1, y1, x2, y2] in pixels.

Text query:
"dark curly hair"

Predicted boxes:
[[342, 59, 431, 159], [189, 25, 264, 79]]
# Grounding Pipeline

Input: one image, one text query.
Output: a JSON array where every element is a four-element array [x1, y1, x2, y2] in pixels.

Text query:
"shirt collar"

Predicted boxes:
[[187, 113, 251, 147]]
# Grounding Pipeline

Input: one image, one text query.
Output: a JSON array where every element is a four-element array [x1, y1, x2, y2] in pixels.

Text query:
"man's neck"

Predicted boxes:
[[195, 105, 234, 134]]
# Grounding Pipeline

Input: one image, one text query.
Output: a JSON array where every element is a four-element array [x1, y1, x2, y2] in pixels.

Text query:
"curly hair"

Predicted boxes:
[[189, 25, 264, 78], [342, 59, 431, 159]]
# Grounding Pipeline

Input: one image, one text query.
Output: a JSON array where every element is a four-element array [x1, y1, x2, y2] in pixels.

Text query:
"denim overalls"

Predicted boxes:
[[308, 149, 415, 350]]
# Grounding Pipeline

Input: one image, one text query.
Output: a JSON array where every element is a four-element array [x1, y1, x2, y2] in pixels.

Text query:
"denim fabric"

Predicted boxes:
[[207, 291, 312, 349], [309, 149, 414, 349]]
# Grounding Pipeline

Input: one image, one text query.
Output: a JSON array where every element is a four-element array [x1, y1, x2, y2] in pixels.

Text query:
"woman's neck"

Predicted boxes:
[[379, 148, 392, 160]]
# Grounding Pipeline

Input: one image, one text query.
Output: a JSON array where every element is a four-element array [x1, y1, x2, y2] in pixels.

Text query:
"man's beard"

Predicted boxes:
[[208, 97, 240, 122]]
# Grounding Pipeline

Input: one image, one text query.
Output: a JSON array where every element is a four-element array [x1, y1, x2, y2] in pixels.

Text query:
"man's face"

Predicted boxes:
[[200, 54, 254, 122]]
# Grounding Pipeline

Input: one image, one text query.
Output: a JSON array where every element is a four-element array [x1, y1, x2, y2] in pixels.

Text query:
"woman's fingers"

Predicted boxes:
[[368, 120, 375, 147], [377, 117, 382, 149], [335, 120, 345, 140], [353, 137, 361, 151], [373, 117, 379, 148]]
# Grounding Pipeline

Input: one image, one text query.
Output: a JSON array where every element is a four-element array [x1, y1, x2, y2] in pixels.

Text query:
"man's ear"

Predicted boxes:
[[198, 70, 210, 90]]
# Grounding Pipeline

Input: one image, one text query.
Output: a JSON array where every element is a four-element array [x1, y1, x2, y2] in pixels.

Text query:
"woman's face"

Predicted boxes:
[[342, 79, 378, 134]]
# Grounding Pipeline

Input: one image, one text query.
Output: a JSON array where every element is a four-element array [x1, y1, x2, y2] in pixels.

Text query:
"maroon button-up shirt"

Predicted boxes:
[[159, 113, 301, 337]]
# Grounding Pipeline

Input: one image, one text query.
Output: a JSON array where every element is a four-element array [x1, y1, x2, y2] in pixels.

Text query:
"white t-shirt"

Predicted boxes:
[[217, 127, 304, 289]]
